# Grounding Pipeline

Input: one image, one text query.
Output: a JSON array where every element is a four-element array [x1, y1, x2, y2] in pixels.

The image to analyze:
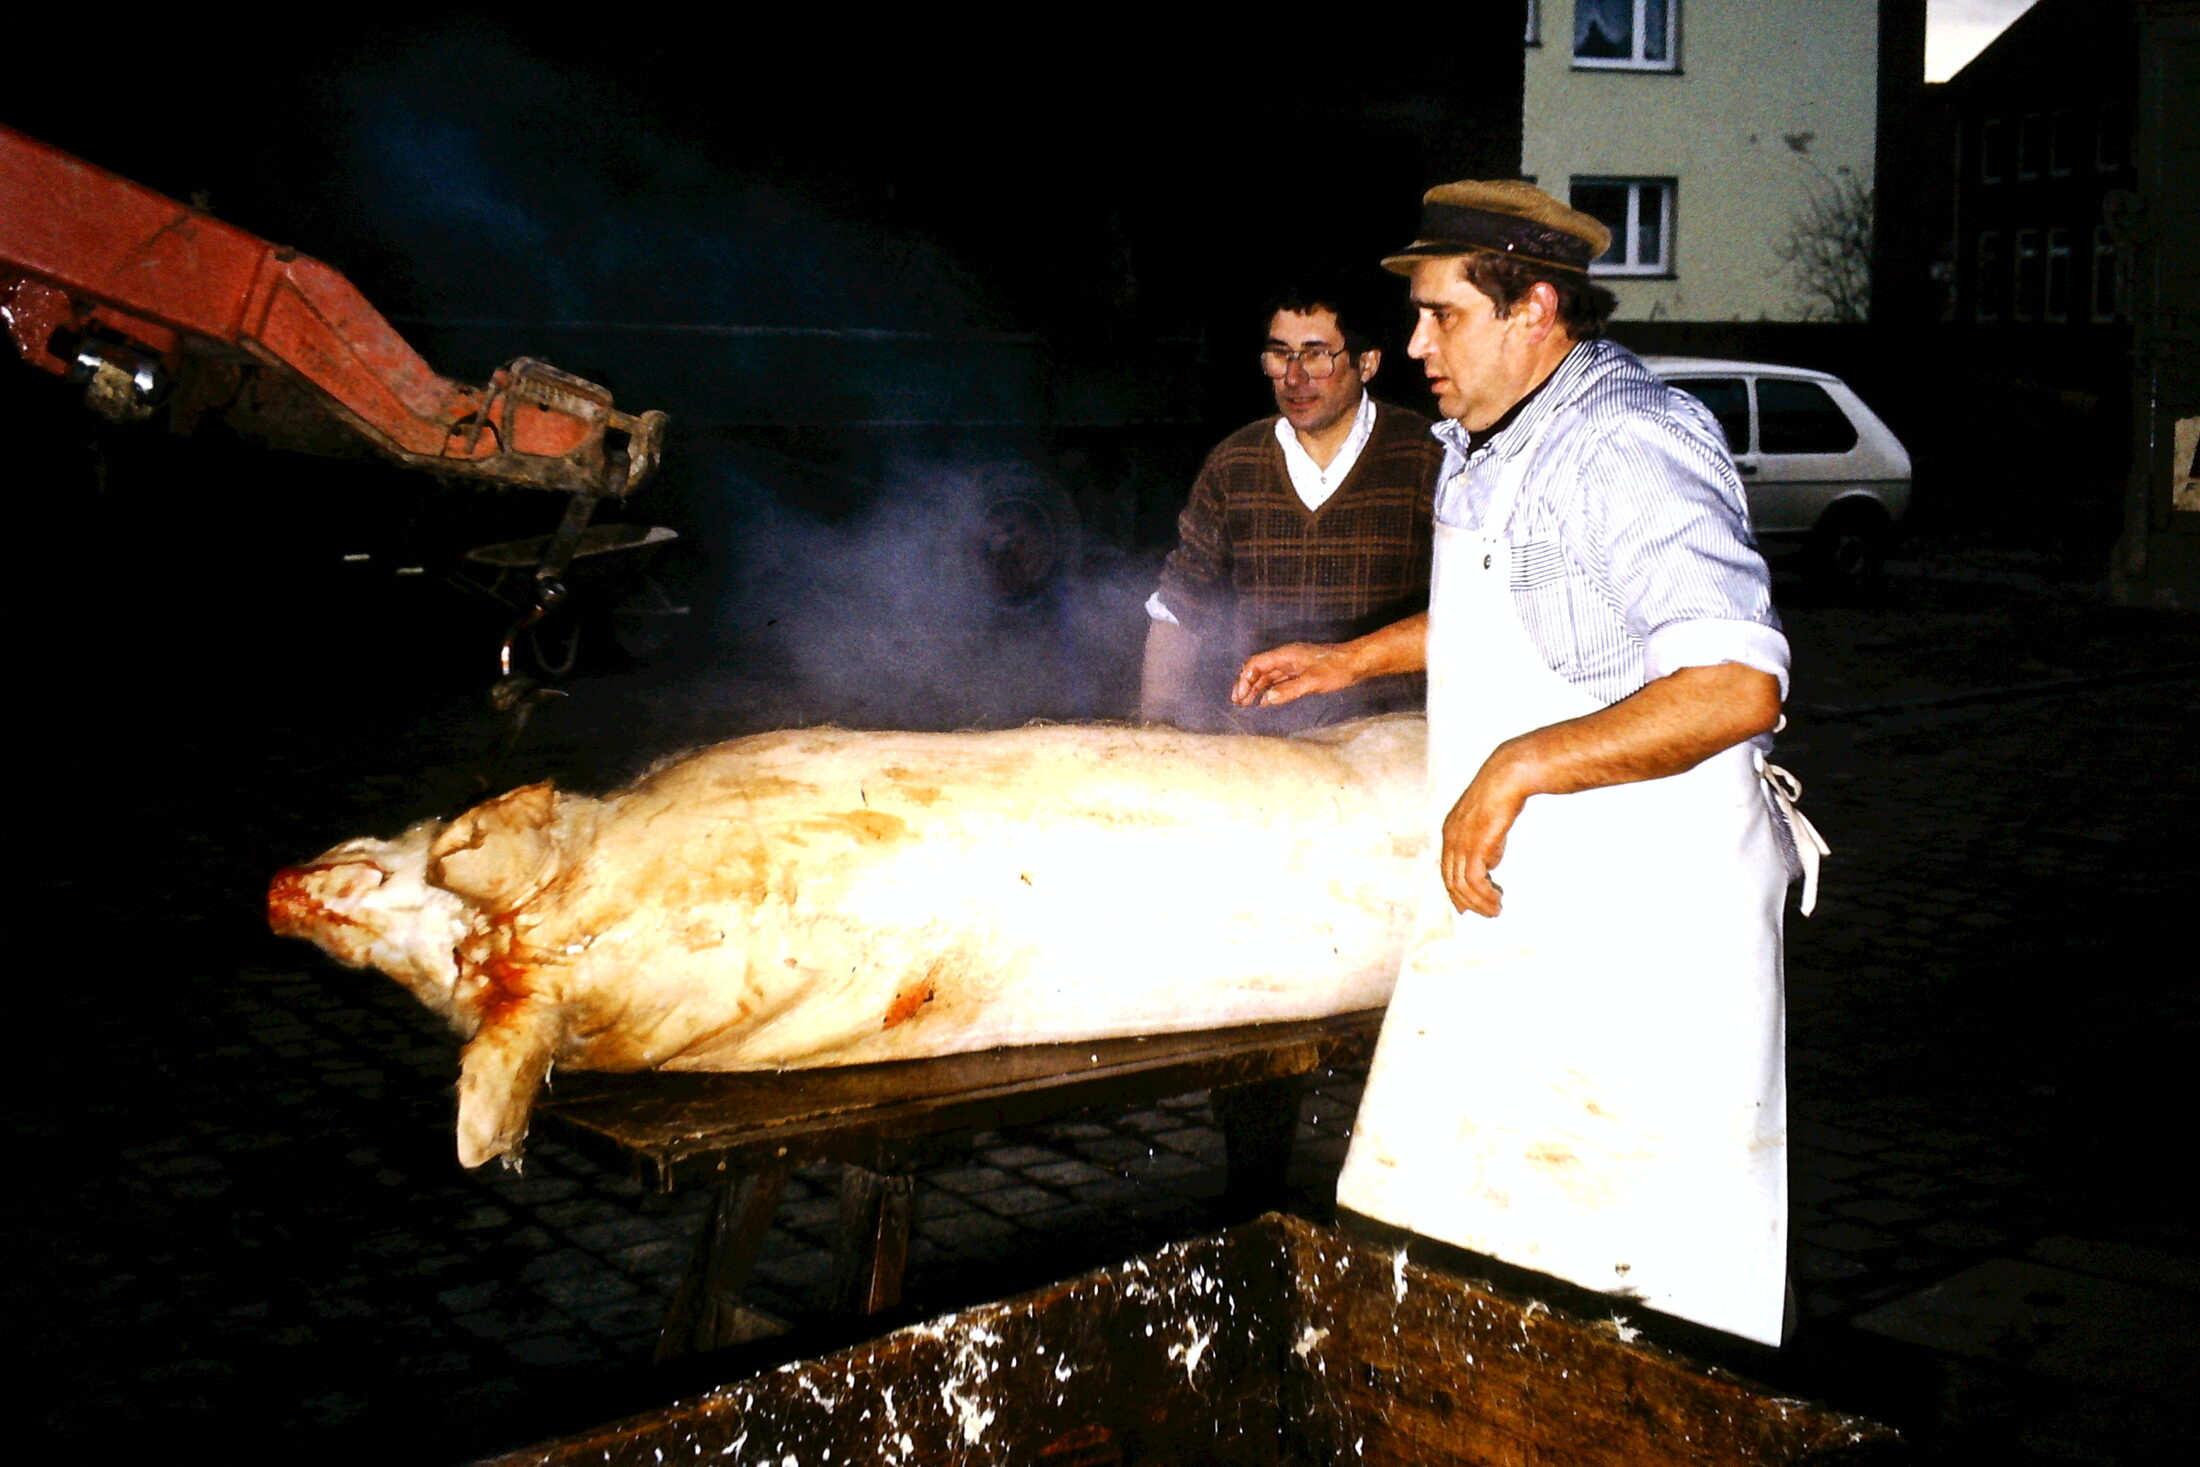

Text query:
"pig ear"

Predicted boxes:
[[429, 782, 563, 911], [455, 999, 558, 1169]]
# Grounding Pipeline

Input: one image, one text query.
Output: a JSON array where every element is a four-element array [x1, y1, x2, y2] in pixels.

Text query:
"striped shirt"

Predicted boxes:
[[1432, 337, 1790, 710]]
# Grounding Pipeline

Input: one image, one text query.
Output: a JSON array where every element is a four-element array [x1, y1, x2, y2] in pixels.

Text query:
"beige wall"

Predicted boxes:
[[1523, 1, 1880, 321]]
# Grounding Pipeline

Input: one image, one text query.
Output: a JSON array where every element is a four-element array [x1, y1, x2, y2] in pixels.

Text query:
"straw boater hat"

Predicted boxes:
[[1382, 180, 1612, 276]]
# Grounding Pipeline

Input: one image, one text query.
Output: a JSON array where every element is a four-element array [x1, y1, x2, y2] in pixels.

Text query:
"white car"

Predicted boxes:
[[1647, 357, 1912, 593]]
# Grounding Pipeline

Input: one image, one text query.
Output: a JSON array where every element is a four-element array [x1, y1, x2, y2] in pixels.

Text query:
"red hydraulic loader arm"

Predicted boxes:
[[0, 122, 668, 498]]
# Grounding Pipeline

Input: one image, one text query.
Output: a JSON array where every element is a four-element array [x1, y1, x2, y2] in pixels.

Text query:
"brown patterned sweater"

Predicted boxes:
[[1157, 400, 1443, 662]]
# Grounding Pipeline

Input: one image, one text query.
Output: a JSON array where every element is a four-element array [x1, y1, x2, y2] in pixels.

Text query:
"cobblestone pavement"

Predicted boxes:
[[17, 548, 2197, 1464]]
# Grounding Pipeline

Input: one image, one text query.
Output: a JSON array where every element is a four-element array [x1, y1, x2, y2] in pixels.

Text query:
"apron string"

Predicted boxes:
[[1755, 752, 1831, 917]]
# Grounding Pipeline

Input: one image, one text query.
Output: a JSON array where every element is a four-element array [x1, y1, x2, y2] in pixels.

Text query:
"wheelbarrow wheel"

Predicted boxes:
[[1801, 501, 1893, 601]]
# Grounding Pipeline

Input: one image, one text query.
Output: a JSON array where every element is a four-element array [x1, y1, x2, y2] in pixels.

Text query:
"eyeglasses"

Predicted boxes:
[[1259, 345, 1350, 379]]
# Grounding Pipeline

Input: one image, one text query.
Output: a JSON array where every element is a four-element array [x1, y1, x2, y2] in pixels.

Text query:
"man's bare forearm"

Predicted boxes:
[[1441, 662, 1783, 916], [1337, 613, 1431, 681], [1231, 613, 1429, 708], [1140, 618, 1203, 725], [1490, 662, 1781, 796]]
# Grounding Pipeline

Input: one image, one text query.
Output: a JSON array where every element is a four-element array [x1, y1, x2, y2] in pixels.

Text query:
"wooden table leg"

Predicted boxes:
[[656, 1166, 790, 1361], [831, 1166, 914, 1315], [1212, 1074, 1304, 1215]]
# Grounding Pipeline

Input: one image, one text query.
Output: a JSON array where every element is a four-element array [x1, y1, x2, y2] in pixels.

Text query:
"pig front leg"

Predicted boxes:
[[429, 779, 586, 1166], [456, 998, 561, 1168]]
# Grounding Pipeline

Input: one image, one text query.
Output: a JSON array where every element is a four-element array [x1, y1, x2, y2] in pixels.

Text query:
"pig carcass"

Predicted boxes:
[[269, 715, 1428, 1166]]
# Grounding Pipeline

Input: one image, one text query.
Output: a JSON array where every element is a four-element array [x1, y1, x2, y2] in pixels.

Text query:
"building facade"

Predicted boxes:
[[1928, 0, 2198, 603], [1522, 1, 1884, 322], [1940, 1, 2139, 333]]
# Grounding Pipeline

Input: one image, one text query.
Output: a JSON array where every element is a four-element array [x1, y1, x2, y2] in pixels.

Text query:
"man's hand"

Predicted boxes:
[[1440, 755, 1528, 917], [1231, 613, 1430, 709], [1437, 662, 1784, 919], [1231, 642, 1352, 709]]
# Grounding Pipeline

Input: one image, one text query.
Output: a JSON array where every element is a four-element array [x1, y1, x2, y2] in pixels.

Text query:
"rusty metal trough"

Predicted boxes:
[[479, 1212, 1897, 1466]]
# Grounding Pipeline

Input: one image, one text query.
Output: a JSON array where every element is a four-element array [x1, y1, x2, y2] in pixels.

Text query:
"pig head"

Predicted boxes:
[[269, 780, 602, 1166], [270, 716, 1431, 1168]]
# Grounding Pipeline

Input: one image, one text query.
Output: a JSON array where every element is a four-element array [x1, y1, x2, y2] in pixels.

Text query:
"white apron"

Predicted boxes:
[[1335, 509, 1791, 1345]]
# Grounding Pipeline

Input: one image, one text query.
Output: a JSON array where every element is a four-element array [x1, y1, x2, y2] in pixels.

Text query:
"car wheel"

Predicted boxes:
[[1803, 502, 1892, 598]]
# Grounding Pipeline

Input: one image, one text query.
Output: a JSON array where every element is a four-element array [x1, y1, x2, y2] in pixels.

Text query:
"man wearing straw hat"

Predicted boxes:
[[1234, 181, 1824, 1346]]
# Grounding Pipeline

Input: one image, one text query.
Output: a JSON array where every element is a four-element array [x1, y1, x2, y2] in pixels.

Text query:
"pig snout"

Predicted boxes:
[[268, 822, 471, 1015], [268, 861, 384, 962]]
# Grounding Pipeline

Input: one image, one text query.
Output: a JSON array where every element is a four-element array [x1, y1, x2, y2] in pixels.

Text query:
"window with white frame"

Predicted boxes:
[[1980, 118, 2010, 183], [1574, 0, 1678, 71], [2096, 104, 2126, 171], [1975, 232, 2005, 322], [2091, 225, 2121, 322], [2017, 115, 2046, 179], [2013, 229, 2043, 322], [2049, 111, 2078, 176], [2045, 229, 2073, 322], [1570, 178, 1674, 275]]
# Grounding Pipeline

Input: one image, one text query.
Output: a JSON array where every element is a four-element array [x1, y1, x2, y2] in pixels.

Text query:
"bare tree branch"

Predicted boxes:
[[1779, 166, 1875, 323]]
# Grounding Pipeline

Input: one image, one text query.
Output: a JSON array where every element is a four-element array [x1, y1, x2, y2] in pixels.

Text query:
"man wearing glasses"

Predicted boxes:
[[1139, 286, 1444, 731]]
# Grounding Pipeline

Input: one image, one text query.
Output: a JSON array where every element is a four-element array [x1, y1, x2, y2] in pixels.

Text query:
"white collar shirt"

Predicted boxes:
[[1273, 389, 1376, 511]]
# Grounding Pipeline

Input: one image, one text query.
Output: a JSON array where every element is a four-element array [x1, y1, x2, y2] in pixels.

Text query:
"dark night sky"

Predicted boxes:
[[10, 16, 1522, 341]]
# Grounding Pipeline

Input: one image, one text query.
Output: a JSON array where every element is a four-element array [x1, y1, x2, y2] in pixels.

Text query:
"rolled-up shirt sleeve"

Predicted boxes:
[[1573, 401, 1791, 701], [1644, 618, 1791, 699]]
